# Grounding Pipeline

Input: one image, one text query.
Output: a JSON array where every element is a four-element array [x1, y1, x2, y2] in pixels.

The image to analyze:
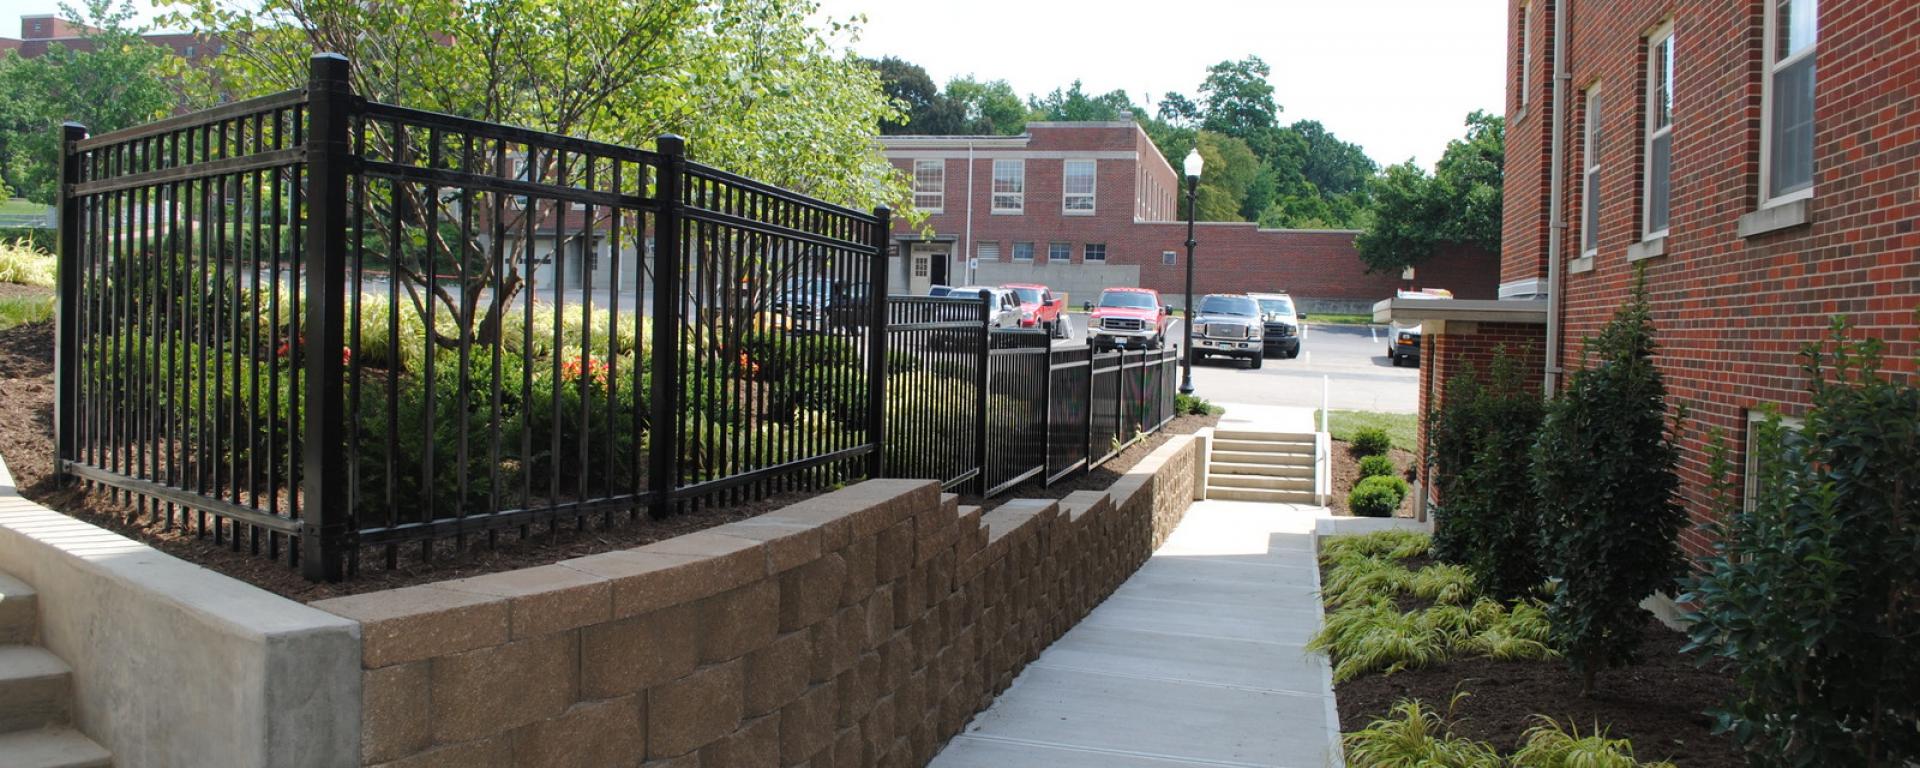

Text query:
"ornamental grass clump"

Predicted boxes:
[[1682, 318, 1920, 768], [1322, 529, 1431, 561], [1509, 718, 1677, 768], [1343, 696, 1504, 768], [1533, 274, 1686, 696]]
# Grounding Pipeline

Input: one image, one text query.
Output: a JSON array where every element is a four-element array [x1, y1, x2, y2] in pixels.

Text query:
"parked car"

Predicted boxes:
[[1191, 293, 1266, 368], [927, 285, 953, 298], [948, 286, 1024, 329], [1388, 324, 1421, 366], [1248, 291, 1302, 359], [1003, 283, 1072, 339], [1087, 287, 1170, 352]]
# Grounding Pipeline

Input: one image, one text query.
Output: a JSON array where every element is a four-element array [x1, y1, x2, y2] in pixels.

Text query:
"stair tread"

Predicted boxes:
[[0, 646, 70, 681], [0, 573, 35, 645], [1208, 461, 1313, 473], [0, 727, 112, 768]]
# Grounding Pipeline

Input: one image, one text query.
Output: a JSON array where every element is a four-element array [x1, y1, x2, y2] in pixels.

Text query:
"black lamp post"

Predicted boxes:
[[1179, 147, 1204, 396]]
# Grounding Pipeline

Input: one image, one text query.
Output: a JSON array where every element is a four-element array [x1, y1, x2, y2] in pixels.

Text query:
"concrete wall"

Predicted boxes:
[[974, 261, 1140, 307], [317, 434, 1202, 767], [0, 457, 362, 768]]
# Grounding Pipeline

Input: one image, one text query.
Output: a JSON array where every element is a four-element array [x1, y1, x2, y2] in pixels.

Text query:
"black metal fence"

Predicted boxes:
[[52, 54, 1182, 582]]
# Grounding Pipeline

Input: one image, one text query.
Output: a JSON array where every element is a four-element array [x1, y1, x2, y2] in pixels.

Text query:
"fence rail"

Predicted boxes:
[[54, 54, 1184, 582]]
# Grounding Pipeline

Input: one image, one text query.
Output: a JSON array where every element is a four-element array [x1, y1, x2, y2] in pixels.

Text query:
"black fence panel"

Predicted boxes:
[[1045, 345, 1092, 483], [879, 295, 984, 490], [983, 330, 1049, 496]]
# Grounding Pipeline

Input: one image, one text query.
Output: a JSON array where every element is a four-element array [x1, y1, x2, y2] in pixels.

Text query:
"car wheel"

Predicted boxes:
[[1249, 352, 1264, 369]]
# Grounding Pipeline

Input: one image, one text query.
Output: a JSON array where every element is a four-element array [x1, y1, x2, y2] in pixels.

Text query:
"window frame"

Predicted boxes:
[[977, 241, 1000, 263], [912, 159, 945, 214], [1162, 250, 1177, 266], [1518, 1, 1533, 111], [1063, 159, 1096, 214], [1047, 242, 1070, 263], [991, 159, 1025, 214], [1760, 0, 1817, 207], [1643, 22, 1675, 240], [1581, 84, 1603, 260], [1083, 243, 1107, 263], [1012, 241, 1034, 262]]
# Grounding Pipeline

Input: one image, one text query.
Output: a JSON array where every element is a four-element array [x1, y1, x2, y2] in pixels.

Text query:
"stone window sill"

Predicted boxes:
[[1568, 255, 1595, 274], [1737, 197, 1810, 238], [1627, 236, 1666, 262]]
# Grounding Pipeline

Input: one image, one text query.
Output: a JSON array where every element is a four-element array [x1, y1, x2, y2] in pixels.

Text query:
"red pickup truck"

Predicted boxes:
[[1087, 287, 1171, 352], [1003, 283, 1071, 339]]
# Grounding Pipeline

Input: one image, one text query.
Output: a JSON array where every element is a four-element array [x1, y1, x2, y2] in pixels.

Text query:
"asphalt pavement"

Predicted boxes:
[[1058, 313, 1417, 413]]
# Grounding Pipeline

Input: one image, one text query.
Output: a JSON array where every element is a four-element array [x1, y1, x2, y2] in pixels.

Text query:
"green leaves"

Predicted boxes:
[[1427, 347, 1547, 601], [1354, 111, 1505, 273], [1681, 317, 1920, 767], [1533, 271, 1685, 694]]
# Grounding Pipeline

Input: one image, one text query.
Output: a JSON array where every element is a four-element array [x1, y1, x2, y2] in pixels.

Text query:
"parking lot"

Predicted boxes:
[[1059, 313, 1417, 413]]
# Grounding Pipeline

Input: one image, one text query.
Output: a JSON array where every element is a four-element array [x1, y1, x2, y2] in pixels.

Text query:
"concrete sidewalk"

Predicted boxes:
[[930, 499, 1340, 768]]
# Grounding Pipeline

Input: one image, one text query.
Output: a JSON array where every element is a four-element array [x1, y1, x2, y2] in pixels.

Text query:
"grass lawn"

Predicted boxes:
[[0, 293, 53, 330], [0, 198, 48, 216], [1304, 312, 1377, 325], [1317, 409, 1418, 453]]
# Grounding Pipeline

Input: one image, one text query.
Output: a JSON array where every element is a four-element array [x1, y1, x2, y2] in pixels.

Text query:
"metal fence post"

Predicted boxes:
[[865, 206, 891, 479], [53, 122, 86, 479], [973, 289, 991, 496], [300, 54, 353, 582], [1086, 349, 1096, 470], [1040, 328, 1053, 484], [647, 135, 686, 518]]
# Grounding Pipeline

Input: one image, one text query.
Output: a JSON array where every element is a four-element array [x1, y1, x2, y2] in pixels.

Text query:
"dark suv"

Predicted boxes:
[[1190, 293, 1265, 368]]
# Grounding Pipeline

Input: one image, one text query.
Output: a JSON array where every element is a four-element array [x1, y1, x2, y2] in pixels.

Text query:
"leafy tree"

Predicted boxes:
[[944, 76, 1024, 135], [1684, 318, 1920, 768], [1026, 80, 1141, 122], [1532, 273, 1686, 696], [1275, 120, 1375, 198], [1155, 92, 1200, 127], [1192, 132, 1259, 221], [0, 1, 175, 202], [170, 0, 910, 347], [870, 56, 963, 135], [1196, 56, 1279, 156], [1427, 347, 1546, 601], [1354, 111, 1504, 272]]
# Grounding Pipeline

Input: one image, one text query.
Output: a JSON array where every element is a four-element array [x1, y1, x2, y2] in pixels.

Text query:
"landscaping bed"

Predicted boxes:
[[1329, 441, 1416, 517], [1317, 531, 1742, 767]]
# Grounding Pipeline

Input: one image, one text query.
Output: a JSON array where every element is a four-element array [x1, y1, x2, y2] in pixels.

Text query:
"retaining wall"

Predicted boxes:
[[317, 433, 1202, 767]]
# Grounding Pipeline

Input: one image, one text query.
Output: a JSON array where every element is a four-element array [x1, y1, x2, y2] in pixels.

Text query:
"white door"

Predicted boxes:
[[908, 249, 933, 295]]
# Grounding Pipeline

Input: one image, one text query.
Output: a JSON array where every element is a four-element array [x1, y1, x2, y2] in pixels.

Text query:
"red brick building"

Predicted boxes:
[[1383, 0, 1919, 564], [884, 123, 1495, 313], [0, 15, 214, 61]]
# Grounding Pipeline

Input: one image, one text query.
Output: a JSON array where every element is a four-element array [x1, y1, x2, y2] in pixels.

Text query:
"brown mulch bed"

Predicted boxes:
[[1323, 553, 1744, 766], [962, 411, 1221, 513], [1328, 440, 1417, 517]]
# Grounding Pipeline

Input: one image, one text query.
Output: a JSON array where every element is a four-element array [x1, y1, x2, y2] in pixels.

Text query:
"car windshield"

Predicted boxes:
[[1257, 298, 1294, 316], [1099, 291, 1156, 309], [1199, 295, 1257, 316], [1010, 287, 1043, 304]]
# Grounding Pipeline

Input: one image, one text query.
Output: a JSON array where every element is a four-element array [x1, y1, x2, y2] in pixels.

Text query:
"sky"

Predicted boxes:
[[811, 0, 1506, 169], [0, 0, 1507, 169]]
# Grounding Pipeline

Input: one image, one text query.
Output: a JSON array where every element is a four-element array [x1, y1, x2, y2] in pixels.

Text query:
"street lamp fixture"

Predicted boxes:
[[1179, 148, 1203, 396]]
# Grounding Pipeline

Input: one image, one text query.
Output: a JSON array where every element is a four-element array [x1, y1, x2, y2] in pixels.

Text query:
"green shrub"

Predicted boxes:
[[1682, 319, 1920, 768], [1427, 348, 1547, 600], [1349, 475, 1408, 517], [1357, 454, 1396, 479], [1343, 697, 1504, 768], [1533, 274, 1685, 695], [1175, 392, 1222, 416], [1350, 427, 1392, 457], [0, 240, 53, 287]]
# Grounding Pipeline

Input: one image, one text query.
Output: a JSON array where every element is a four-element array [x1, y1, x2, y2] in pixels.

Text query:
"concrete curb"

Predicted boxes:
[[0, 450, 362, 768]]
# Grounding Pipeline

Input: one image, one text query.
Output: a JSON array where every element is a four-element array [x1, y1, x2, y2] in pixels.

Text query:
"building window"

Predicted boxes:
[[1162, 250, 1177, 266], [912, 159, 944, 213], [1744, 409, 1804, 513], [1048, 242, 1070, 263], [1581, 85, 1603, 259], [992, 159, 1024, 213], [977, 242, 1000, 263], [1763, 0, 1817, 202], [1645, 24, 1674, 237], [1084, 243, 1107, 263], [1013, 242, 1034, 261], [1517, 2, 1532, 110], [1063, 159, 1096, 213]]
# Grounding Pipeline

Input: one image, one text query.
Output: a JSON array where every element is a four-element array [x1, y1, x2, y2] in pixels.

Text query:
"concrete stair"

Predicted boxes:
[[0, 573, 111, 768], [1206, 430, 1320, 504]]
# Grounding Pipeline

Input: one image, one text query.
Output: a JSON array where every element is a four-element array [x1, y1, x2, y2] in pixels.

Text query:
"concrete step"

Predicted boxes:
[[0, 727, 113, 768], [1207, 474, 1314, 491], [1206, 461, 1313, 479], [1210, 450, 1313, 467], [0, 573, 35, 645], [1213, 429, 1318, 443], [0, 646, 72, 734], [1212, 438, 1315, 453], [1205, 486, 1318, 504]]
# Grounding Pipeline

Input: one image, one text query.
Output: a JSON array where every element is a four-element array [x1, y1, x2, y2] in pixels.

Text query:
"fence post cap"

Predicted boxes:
[[871, 204, 892, 216], [308, 52, 350, 79], [60, 121, 87, 133], [656, 134, 686, 155]]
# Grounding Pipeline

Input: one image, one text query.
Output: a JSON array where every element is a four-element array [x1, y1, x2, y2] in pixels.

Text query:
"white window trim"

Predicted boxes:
[[1063, 159, 1096, 215], [1643, 21, 1675, 241], [1744, 408, 1805, 513], [991, 159, 1025, 214], [1013, 242, 1034, 261], [1760, 0, 1817, 209], [1047, 242, 1070, 263], [1519, 1, 1533, 110], [1581, 84, 1603, 260], [913, 159, 944, 214]]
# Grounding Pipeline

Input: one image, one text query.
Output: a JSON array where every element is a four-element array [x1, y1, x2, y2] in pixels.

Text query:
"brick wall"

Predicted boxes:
[[1499, 0, 1920, 559], [317, 435, 1201, 767], [1416, 322, 1548, 508]]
